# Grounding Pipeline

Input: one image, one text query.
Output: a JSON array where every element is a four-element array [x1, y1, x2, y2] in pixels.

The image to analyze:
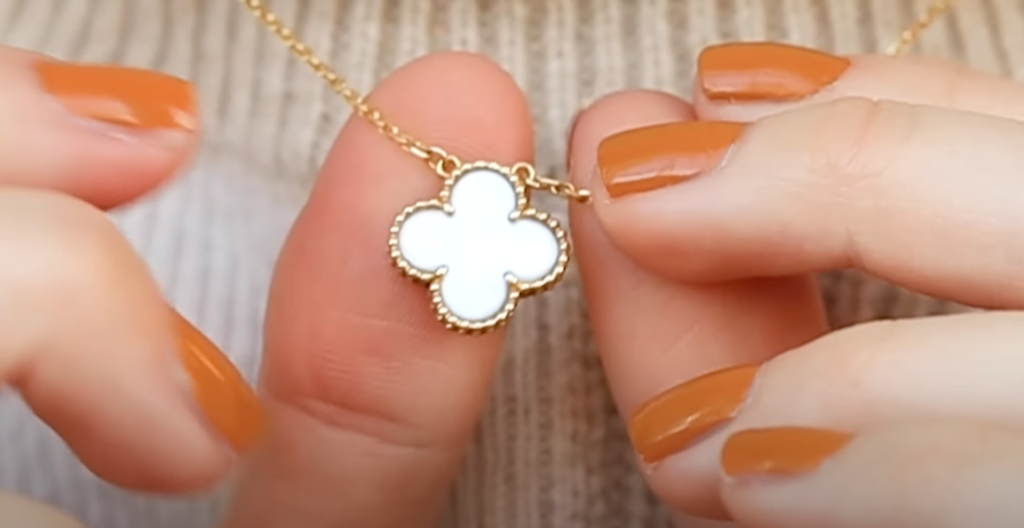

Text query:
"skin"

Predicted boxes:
[[573, 52, 1024, 526], [4, 41, 1024, 527]]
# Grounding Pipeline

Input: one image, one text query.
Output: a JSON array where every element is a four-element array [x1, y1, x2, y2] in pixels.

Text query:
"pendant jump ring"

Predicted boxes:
[[428, 147, 462, 179], [510, 162, 536, 182]]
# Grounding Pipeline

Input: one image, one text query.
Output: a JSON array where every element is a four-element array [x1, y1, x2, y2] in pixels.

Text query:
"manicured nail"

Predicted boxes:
[[597, 121, 747, 198], [721, 427, 853, 477], [699, 42, 851, 102], [36, 62, 198, 130], [173, 310, 265, 452], [629, 365, 760, 464]]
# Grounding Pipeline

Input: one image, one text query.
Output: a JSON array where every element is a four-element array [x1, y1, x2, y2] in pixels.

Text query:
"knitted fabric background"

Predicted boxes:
[[0, 0, 1018, 527]]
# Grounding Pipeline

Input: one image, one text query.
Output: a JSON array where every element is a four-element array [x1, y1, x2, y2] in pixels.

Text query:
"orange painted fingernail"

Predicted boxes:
[[36, 62, 198, 130], [597, 121, 747, 198], [629, 365, 760, 464], [173, 310, 265, 453], [722, 427, 853, 477], [699, 42, 851, 102]]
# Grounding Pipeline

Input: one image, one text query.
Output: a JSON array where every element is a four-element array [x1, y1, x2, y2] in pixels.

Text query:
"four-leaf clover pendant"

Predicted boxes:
[[389, 161, 570, 334]]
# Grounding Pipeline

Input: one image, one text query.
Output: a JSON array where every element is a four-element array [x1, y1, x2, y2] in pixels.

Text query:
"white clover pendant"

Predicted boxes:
[[389, 161, 570, 333]]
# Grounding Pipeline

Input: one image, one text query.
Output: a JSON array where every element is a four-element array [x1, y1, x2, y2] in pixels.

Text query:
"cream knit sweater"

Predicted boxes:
[[0, 0, 1017, 527]]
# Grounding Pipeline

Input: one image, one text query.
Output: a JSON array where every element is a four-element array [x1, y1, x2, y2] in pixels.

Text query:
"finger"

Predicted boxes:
[[627, 311, 1024, 519], [0, 46, 261, 491], [593, 97, 1024, 308], [719, 422, 1024, 528], [568, 89, 828, 520], [0, 46, 199, 208], [0, 188, 261, 492], [0, 492, 87, 528], [223, 52, 534, 528], [691, 42, 1024, 123]]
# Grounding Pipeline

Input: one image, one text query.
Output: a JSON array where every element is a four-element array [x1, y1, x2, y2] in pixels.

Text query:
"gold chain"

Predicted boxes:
[[887, 0, 957, 56], [239, 0, 955, 204], [235, 0, 594, 202]]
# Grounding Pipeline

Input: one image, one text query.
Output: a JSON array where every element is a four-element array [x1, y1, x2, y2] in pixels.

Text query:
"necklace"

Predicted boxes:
[[238, 0, 955, 334]]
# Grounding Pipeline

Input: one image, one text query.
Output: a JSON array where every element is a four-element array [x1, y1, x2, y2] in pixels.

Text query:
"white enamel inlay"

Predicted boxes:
[[397, 168, 561, 322]]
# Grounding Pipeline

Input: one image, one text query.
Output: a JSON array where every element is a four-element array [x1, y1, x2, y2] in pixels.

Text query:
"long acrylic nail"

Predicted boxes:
[[629, 365, 760, 464], [597, 121, 747, 198], [173, 310, 265, 452], [699, 42, 851, 102], [721, 427, 853, 477], [36, 62, 198, 130]]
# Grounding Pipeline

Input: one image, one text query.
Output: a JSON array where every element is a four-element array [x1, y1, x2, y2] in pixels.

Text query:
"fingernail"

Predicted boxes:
[[721, 427, 852, 477], [597, 121, 747, 198], [173, 310, 266, 452], [36, 61, 198, 131], [629, 365, 760, 464], [698, 42, 851, 102]]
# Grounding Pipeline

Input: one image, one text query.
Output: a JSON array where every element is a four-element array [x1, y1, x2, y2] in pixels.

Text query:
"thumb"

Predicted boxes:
[[223, 51, 535, 528]]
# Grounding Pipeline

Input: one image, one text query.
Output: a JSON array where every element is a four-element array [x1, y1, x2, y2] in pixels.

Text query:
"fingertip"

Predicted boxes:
[[358, 51, 534, 167], [0, 47, 201, 209], [568, 90, 701, 279], [65, 128, 201, 210], [18, 310, 234, 494], [719, 423, 1024, 528], [275, 50, 535, 350], [569, 89, 696, 186], [65, 407, 234, 493], [691, 51, 1024, 125]]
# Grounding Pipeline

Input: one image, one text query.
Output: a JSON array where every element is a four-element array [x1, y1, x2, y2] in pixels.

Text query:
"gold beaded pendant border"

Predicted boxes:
[[388, 161, 571, 334]]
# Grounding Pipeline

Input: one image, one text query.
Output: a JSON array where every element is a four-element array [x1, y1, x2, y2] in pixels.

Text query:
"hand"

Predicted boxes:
[[0, 46, 252, 525], [567, 42, 1024, 527], [0, 45, 554, 527]]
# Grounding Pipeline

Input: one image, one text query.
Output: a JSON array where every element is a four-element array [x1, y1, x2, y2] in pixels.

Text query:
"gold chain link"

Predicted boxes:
[[239, 0, 955, 203], [237, 0, 463, 179], [887, 0, 956, 56]]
